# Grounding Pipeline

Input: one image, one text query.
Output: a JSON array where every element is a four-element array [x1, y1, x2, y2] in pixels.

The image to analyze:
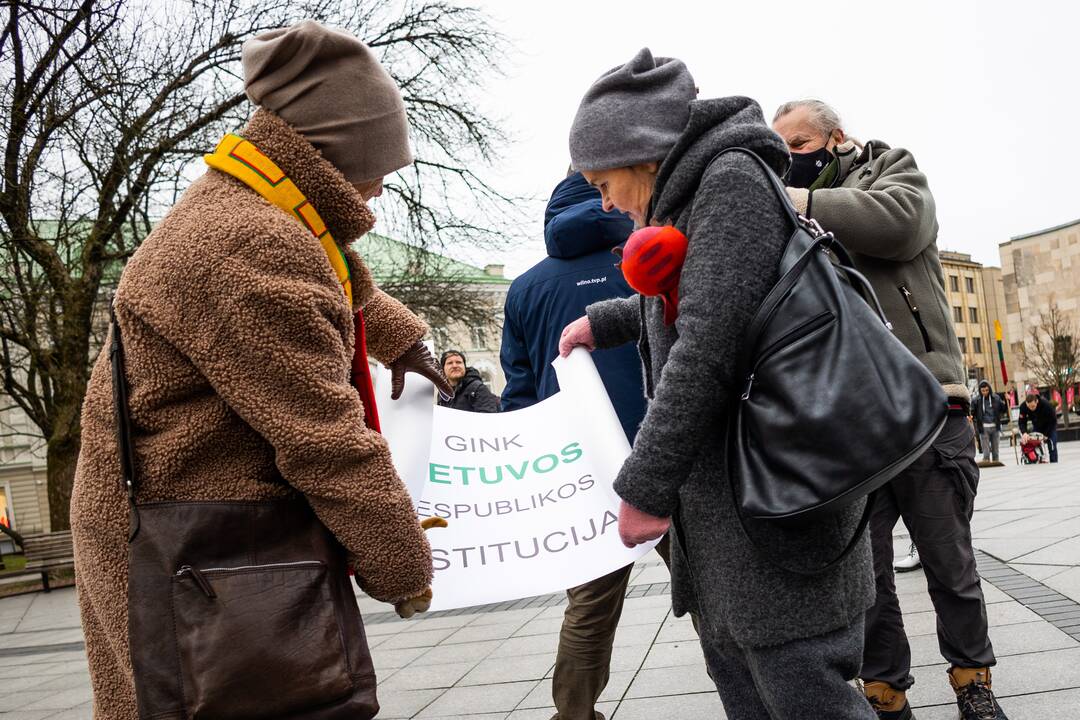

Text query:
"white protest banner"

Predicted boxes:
[[371, 346, 435, 502], [374, 348, 656, 611]]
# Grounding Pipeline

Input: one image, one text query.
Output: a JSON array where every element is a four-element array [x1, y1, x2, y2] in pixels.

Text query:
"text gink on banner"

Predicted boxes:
[[374, 349, 656, 611]]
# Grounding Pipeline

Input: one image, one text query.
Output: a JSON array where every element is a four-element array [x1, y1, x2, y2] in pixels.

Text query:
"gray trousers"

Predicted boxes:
[[980, 425, 1000, 462], [862, 414, 996, 689], [701, 621, 875, 719]]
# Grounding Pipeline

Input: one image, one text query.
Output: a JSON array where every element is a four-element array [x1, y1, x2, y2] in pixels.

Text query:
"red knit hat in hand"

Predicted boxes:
[[615, 225, 688, 326]]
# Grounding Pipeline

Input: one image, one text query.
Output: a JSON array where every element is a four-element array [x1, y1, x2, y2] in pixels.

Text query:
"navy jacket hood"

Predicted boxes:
[[544, 173, 632, 259]]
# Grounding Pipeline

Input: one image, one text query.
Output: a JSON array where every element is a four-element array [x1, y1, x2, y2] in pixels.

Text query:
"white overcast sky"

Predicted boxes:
[[449, 0, 1080, 278]]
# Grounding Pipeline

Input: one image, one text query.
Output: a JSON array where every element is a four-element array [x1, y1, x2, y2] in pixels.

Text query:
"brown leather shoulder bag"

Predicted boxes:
[[110, 304, 380, 720]]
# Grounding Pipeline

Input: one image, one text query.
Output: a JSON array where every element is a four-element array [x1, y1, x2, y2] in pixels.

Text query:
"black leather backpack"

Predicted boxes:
[[721, 148, 948, 573]]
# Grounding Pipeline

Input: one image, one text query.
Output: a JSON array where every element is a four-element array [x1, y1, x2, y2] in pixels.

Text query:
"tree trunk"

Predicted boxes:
[[46, 432, 81, 532]]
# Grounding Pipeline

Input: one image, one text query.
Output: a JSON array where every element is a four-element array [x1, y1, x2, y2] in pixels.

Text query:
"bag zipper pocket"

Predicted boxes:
[[898, 284, 932, 353], [176, 560, 325, 599], [742, 310, 835, 400]]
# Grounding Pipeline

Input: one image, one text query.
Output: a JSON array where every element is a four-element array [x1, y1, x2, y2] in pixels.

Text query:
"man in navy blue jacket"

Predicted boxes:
[[501, 172, 644, 437], [500, 173, 655, 720]]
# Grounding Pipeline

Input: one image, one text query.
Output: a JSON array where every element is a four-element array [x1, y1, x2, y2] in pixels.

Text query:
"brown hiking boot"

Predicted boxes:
[[863, 681, 914, 720], [949, 667, 1008, 720]]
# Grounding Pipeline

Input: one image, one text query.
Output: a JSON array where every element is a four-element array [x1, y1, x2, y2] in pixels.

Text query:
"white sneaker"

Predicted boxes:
[[894, 543, 922, 572]]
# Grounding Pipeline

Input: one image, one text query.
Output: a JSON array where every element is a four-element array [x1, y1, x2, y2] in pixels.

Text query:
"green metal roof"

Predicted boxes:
[[353, 233, 510, 286], [12, 220, 507, 290]]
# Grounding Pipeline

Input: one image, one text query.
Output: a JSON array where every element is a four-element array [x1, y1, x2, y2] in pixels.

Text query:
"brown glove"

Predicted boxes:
[[390, 341, 454, 400], [394, 588, 432, 619], [395, 517, 449, 619]]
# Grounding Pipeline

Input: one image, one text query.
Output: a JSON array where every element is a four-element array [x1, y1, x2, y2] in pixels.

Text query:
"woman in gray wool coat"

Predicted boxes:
[[559, 48, 876, 719]]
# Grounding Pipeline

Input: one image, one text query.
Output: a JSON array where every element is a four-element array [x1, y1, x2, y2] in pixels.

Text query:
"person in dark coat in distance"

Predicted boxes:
[[1019, 392, 1059, 462], [437, 350, 500, 413], [972, 381, 1007, 464], [501, 172, 659, 720], [560, 49, 875, 719]]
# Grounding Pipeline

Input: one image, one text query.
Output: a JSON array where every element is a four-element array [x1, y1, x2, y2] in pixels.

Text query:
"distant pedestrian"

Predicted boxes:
[[972, 381, 1007, 464], [438, 350, 500, 413], [1019, 392, 1058, 463], [774, 98, 1007, 720]]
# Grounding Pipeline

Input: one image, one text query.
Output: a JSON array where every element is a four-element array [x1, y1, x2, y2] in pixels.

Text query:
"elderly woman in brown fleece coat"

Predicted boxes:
[[71, 21, 448, 719]]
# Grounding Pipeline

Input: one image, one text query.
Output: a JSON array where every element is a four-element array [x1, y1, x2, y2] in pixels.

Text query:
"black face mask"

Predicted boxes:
[[785, 145, 833, 189]]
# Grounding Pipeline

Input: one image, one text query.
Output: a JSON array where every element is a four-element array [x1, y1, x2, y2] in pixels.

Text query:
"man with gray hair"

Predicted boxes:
[[773, 101, 1007, 720]]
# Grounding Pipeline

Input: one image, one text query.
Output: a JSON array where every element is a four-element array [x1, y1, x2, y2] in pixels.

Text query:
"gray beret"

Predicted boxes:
[[569, 48, 697, 172]]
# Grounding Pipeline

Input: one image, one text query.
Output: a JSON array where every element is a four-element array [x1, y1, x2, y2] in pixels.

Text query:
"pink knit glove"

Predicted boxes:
[[618, 500, 671, 548]]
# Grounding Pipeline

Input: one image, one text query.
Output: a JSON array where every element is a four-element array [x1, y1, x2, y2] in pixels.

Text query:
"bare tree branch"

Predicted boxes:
[[1021, 304, 1079, 428], [0, 0, 515, 530]]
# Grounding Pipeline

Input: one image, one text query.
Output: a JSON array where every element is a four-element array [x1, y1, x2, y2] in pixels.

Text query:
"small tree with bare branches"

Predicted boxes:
[[0, 0, 516, 531], [1021, 304, 1078, 428]]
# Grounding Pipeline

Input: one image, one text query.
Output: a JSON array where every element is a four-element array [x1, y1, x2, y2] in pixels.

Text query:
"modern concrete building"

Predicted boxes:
[[999, 217, 1080, 393]]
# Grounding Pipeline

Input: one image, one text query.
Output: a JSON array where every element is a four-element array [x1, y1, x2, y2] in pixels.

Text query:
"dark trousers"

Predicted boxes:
[[1048, 427, 1059, 462], [861, 414, 996, 690], [979, 426, 1000, 462], [702, 621, 876, 720], [552, 537, 673, 720]]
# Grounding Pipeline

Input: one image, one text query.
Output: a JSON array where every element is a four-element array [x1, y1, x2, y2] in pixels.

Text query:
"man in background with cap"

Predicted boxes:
[[72, 20, 449, 719]]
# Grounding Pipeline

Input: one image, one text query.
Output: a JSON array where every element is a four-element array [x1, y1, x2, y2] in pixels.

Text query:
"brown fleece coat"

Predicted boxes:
[[70, 109, 432, 719]]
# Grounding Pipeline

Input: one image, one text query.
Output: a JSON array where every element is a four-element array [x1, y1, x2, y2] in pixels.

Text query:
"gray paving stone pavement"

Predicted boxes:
[[1, 442, 1077, 718]]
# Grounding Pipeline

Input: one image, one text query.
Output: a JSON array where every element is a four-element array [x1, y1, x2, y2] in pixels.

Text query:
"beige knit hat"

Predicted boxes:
[[242, 20, 412, 184]]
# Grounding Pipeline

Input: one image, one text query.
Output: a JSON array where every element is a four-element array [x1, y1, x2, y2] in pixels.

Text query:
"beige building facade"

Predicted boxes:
[[0, 404, 51, 540], [979, 265, 1018, 392], [940, 251, 998, 388], [999, 218, 1080, 393]]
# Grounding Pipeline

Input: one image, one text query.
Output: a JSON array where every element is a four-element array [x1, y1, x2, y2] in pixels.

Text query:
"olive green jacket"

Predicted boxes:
[[804, 140, 967, 396]]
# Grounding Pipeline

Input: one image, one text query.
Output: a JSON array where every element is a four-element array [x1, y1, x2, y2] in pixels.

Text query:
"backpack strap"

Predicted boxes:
[[109, 299, 141, 541]]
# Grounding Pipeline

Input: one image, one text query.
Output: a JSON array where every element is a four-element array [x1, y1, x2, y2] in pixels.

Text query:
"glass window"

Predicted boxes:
[[431, 327, 450, 350], [969, 307, 979, 323], [470, 326, 488, 350], [953, 306, 963, 323], [965, 277, 975, 293], [958, 336, 967, 353], [949, 275, 959, 292], [973, 337, 982, 354]]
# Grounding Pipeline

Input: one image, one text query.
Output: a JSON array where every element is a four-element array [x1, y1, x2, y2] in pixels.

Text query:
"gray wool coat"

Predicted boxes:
[[587, 97, 875, 649]]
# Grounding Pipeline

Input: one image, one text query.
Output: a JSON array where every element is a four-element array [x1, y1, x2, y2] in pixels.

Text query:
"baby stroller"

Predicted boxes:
[[1018, 432, 1048, 464]]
